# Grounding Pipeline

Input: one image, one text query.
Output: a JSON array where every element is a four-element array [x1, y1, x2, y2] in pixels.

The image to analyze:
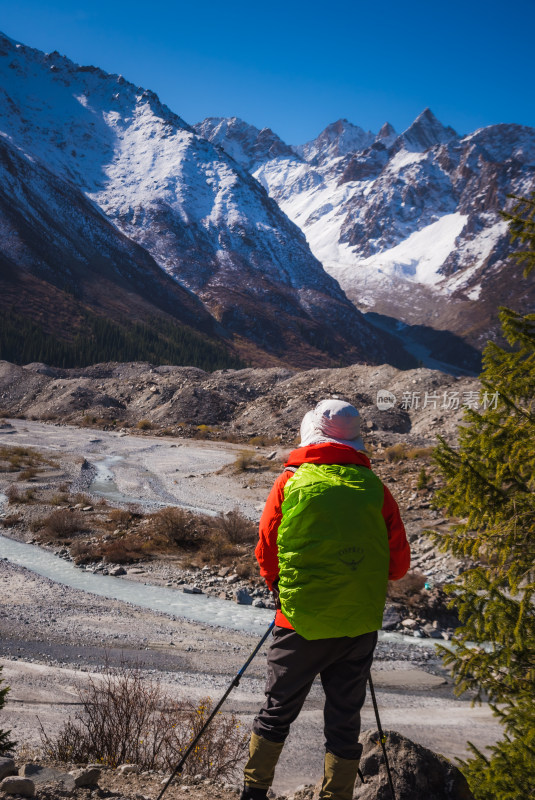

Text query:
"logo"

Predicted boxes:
[[376, 390, 396, 411], [338, 546, 365, 572]]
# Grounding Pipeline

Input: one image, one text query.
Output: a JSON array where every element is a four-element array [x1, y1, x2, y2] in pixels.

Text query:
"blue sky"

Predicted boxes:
[[1, 0, 533, 144]]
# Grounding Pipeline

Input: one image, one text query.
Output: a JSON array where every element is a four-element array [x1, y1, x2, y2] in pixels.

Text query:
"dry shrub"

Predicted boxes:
[[19, 467, 38, 480], [70, 492, 93, 506], [40, 663, 247, 778], [40, 509, 84, 539], [213, 509, 256, 545], [6, 485, 35, 504], [149, 507, 195, 548], [233, 450, 256, 472], [136, 419, 152, 430], [388, 569, 427, 608], [384, 443, 408, 462], [406, 446, 434, 459], [236, 558, 256, 580], [247, 435, 279, 447], [0, 514, 21, 527], [50, 492, 69, 506], [0, 445, 53, 474], [194, 424, 219, 439], [232, 450, 279, 473], [71, 537, 139, 565], [6, 485, 21, 504], [108, 508, 134, 527]]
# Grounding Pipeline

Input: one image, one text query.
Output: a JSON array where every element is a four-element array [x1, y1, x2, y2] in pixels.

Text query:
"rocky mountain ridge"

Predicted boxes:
[[0, 32, 407, 370], [197, 110, 535, 366]]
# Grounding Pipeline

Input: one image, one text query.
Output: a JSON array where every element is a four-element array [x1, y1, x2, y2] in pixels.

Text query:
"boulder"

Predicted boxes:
[[356, 729, 474, 799], [110, 566, 126, 576], [69, 767, 101, 788], [117, 764, 139, 775], [0, 777, 35, 797], [382, 606, 401, 631], [0, 761, 16, 782], [234, 588, 253, 605]]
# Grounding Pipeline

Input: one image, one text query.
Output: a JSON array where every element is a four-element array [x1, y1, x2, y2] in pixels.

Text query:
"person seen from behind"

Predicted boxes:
[[240, 399, 410, 800]]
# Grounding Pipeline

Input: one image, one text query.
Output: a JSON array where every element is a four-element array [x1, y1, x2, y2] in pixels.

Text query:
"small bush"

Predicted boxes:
[[213, 509, 256, 545], [0, 514, 21, 527], [108, 508, 134, 528], [388, 570, 427, 607], [384, 444, 408, 462], [236, 558, 256, 580], [6, 485, 21, 504], [233, 450, 257, 472], [247, 435, 279, 447], [149, 507, 195, 548], [40, 662, 247, 777], [406, 446, 434, 459], [136, 419, 152, 430], [198, 532, 235, 563], [40, 509, 84, 539], [50, 492, 69, 506]]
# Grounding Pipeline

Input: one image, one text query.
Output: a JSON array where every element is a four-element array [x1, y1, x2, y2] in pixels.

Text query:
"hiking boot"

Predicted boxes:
[[242, 732, 285, 791], [239, 785, 269, 800], [319, 751, 360, 800]]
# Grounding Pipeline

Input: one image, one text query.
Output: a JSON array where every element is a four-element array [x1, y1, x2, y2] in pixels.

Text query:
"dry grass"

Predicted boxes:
[[247, 435, 279, 447], [6, 485, 35, 504], [384, 444, 434, 462], [0, 513, 22, 527], [0, 445, 55, 475], [232, 450, 280, 474]]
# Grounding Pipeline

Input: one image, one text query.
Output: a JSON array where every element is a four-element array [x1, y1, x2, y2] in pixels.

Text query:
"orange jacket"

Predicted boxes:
[[256, 442, 411, 630]]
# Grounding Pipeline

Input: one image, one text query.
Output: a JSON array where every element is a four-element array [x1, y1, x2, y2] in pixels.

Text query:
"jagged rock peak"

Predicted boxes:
[[193, 116, 296, 168], [376, 121, 397, 146], [399, 107, 458, 152], [297, 118, 376, 162]]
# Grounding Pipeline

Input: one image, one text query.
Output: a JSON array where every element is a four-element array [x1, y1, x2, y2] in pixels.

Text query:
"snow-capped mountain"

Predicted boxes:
[[197, 109, 535, 363], [0, 32, 411, 369], [0, 131, 220, 335]]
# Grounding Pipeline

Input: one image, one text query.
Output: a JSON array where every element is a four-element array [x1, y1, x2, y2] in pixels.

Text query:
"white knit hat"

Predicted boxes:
[[299, 399, 365, 451]]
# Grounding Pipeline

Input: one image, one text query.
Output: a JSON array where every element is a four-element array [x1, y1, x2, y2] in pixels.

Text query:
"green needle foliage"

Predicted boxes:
[[431, 193, 535, 800], [0, 665, 16, 754]]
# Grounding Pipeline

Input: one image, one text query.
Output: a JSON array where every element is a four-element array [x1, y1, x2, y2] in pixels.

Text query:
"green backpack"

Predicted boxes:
[[277, 462, 389, 640]]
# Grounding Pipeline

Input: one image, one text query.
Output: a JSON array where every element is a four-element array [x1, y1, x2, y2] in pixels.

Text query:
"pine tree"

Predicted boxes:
[[0, 665, 16, 754], [432, 193, 535, 800]]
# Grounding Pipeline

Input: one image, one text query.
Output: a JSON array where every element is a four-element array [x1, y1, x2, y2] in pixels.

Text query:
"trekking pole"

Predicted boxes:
[[156, 618, 276, 800], [368, 675, 396, 800]]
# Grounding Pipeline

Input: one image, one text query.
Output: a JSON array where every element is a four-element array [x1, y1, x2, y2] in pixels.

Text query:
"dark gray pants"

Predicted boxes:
[[253, 626, 377, 760]]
